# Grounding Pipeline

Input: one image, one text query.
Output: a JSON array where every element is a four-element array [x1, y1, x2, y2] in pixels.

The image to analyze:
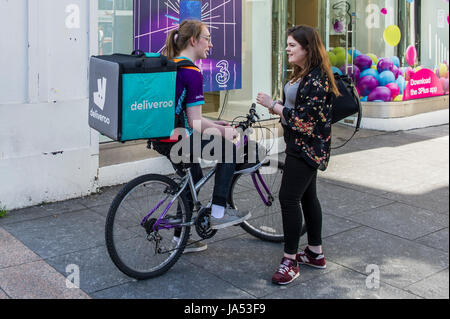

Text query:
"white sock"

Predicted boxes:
[[211, 204, 225, 219]]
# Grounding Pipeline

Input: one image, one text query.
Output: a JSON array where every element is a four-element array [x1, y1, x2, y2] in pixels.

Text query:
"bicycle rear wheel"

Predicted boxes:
[[105, 174, 191, 280], [229, 160, 306, 242]]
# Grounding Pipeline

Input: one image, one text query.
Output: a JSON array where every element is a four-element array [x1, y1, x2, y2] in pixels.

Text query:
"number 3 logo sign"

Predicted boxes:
[[216, 60, 231, 87]]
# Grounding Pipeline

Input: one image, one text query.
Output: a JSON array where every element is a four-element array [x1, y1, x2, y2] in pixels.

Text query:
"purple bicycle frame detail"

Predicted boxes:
[[140, 197, 178, 231], [141, 133, 272, 232], [251, 171, 273, 206]]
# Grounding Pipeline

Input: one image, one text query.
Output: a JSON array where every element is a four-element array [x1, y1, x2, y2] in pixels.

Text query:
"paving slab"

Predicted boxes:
[[322, 226, 449, 289], [405, 269, 449, 299], [2, 210, 118, 259], [45, 245, 134, 294], [90, 258, 255, 299], [264, 267, 420, 299], [316, 181, 395, 218], [0, 227, 41, 269], [405, 125, 449, 139], [0, 260, 90, 299], [0, 288, 10, 299], [0, 198, 86, 226], [414, 228, 449, 253], [346, 202, 449, 240], [380, 184, 449, 215], [78, 185, 124, 209], [299, 213, 361, 245], [183, 233, 342, 298]]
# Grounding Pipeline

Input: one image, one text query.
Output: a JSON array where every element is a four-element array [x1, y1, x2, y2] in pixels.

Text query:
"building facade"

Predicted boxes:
[[0, 0, 448, 210]]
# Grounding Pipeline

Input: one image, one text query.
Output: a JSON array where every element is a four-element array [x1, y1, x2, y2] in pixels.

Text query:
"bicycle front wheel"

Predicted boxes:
[[105, 174, 191, 280]]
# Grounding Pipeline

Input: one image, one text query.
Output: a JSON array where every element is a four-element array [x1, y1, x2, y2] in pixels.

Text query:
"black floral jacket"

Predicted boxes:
[[282, 67, 333, 171]]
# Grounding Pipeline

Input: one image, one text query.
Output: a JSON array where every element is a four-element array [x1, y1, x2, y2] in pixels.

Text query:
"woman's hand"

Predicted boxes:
[[256, 93, 273, 109], [214, 120, 231, 127]]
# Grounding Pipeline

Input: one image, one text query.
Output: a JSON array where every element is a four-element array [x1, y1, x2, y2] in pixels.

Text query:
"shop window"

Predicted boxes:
[[97, 0, 134, 143], [98, 0, 133, 56], [318, 0, 449, 102]]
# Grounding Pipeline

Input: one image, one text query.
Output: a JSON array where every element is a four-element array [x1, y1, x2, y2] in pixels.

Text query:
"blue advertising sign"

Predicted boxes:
[[133, 0, 242, 92]]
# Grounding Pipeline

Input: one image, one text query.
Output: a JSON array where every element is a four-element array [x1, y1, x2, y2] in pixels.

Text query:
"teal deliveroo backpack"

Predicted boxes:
[[88, 50, 181, 142]]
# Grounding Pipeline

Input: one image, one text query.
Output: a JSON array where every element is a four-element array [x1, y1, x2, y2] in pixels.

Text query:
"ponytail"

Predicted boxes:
[[163, 20, 206, 59], [165, 30, 179, 59]]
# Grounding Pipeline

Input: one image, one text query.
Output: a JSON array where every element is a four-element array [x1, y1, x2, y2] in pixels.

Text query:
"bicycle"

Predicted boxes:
[[105, 104, 306, 280]]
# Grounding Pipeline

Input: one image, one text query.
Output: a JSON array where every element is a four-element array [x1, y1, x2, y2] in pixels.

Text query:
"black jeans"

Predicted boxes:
[[279, 154, 323, 255], [152, 134, 238, 237]]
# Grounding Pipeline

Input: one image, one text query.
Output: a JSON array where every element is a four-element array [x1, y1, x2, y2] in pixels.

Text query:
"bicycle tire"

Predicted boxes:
[[229, 160, 307, 242], [105, 174, 191, 280]]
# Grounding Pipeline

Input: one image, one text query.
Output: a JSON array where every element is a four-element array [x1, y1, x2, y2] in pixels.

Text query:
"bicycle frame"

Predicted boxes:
[[139, 161, 273, 232], [140, 106, 275, 233]]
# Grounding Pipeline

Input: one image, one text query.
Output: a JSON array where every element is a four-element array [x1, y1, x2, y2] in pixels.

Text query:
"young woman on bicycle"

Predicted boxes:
[[150, 20, 251, 252], [257, 25, 340, 285]]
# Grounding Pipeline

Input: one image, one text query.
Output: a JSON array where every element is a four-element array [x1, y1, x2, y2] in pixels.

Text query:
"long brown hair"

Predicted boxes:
[[164, 20, 206, 59], [288, 25, 340, 96]]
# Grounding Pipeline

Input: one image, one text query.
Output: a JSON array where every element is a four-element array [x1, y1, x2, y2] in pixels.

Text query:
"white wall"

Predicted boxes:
[[0, 0, 99, 210]]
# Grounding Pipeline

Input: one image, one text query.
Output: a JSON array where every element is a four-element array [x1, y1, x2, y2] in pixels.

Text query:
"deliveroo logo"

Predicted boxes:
[[93, 77, 107, 110]]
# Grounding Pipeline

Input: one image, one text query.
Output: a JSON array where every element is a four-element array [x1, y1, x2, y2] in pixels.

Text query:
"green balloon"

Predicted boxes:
[[327, 51, 337, 66], [333, 47, 346, 56], [335, 51, 350, 67]]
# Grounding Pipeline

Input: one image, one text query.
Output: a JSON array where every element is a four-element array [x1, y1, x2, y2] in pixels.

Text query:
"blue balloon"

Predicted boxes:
[[391, 56, 400, 68], [360, 69, 380, 82], [396, 75, 406, 94], [361, 96, 368, 102], [332, 67, 343, 75], [378, 71, 396, 86], [348, 49, 361, 60]]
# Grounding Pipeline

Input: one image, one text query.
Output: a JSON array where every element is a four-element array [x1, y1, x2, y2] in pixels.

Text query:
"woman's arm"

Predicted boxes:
[[186, 106, 238, 140]]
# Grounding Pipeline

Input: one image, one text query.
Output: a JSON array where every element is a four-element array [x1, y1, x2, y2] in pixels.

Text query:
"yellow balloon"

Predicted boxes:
[[367, 53, 378, 65], [384, 25, 402, 47], [394, 95, 403, 102], [439, 64, 448, 78], [371, 64, 377, 70]]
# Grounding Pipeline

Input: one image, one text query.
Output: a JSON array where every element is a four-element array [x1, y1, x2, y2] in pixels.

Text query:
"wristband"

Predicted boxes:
[[270, 100, 277, 111]]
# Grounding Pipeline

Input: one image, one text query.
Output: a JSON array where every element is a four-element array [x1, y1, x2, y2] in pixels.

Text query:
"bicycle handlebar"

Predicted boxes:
[[235, 103, 261, 131]]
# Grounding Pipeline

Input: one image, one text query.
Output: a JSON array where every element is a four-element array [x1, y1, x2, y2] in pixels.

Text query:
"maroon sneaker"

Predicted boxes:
[[296, 247, 327, 269], [272, 257, 299, 285]]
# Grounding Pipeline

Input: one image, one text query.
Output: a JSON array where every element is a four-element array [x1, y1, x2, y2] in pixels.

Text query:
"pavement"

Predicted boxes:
[[0, 124, 448, 300]]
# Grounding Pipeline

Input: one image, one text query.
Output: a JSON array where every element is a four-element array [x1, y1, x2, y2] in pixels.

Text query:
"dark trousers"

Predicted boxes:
[[152, 134, 237, 238], [279, 154, 323, 255]]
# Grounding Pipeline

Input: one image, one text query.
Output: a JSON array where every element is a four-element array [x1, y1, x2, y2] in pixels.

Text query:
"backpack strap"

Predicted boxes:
[[173, 58, 201, 72]]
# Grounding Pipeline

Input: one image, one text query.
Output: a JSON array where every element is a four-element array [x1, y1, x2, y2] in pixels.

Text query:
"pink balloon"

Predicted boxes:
[[406, 45, 417, 67], [440, 77, 449, 93], [385, 82, 400, 98], [405, 67, 415, 81]]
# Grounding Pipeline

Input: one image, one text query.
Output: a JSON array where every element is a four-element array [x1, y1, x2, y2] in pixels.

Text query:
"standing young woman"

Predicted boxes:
[[150, 20, 251, 253], [256, 25, 340, 285]]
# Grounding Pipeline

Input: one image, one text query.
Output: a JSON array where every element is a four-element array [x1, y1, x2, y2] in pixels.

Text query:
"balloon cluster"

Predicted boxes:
[[434, 63, 450, 95], [327, 46, 450, 102]]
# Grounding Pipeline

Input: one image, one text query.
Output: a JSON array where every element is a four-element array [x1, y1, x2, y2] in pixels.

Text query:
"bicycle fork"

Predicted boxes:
[[251, 171, 275, 206]]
